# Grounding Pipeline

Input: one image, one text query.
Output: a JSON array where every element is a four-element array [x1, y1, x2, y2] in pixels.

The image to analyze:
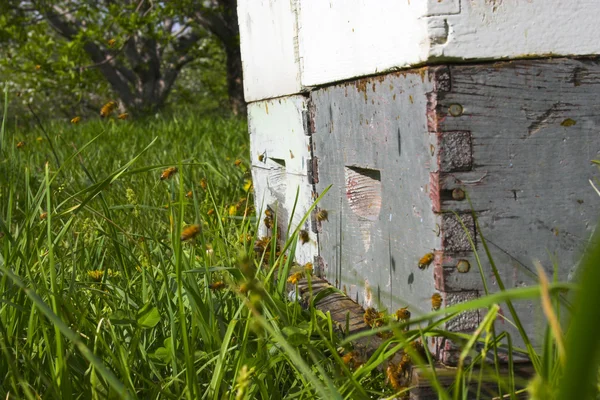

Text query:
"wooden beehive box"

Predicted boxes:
[[239, 0, 600, 364]]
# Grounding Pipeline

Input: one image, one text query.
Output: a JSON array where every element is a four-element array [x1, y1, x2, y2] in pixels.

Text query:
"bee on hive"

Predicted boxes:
[[386, 362, 408, 392], [100, 101, 117, 118], [180, 224, 201, 241], [363, 307, 385, 328], [209, 281, 226, 291], [316, 209, 329, 222], [299, 229, 310, 244], [341, 350, 364, 370], [418, 252, 434, 269], [160, 167, 178, 180], [431, 293, 443, 311]]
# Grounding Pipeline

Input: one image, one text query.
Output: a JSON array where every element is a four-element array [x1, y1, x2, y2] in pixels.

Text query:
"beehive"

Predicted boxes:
[[239, 0, 600, 363]]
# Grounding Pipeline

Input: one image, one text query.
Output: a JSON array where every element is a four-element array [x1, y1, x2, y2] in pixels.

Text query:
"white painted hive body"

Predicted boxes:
[[239, 0, 600, 363]]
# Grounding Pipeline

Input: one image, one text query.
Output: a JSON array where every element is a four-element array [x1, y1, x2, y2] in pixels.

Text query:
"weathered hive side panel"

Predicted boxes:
[[311, 71, 441, 319], [237, 0, 301, 102], [249, 97, 318, 264], [432, 58, 600, 354]]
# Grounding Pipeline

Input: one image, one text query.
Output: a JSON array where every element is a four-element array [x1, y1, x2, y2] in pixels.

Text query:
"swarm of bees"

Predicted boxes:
[[418, 252, 434, 269], [100, 101, 117, 118], [431, 293, 443, 311], [299, 229, 310, 245], [180, 224, 201, 241], [160, 166, 178, 180], [71, 116, 81, 124]]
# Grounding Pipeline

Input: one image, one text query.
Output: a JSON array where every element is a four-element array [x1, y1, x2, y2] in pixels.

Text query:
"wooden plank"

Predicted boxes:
[[237, 0, 301, 102], [238, 1, 600, 101]]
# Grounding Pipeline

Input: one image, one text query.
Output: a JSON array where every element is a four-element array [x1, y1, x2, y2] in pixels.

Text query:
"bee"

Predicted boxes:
[[40, 212, 48, 220], [207, 208, 214, 216], [398, 352, 412, 375], [108, 38, 117, 47], [411, 340, 427, 360], [209, 281, 226, 291], [289, 150, 294, 159], [234, 159, 242, 167], [87, 270, 104, 282], [16, 141, 25, 149], [287, 272, 303, 284], [395, 306, 411, 322], [418, 252, 434, 269], [304, 262, 313, 274], [386, 362, 403, 391], [194, 179, 205, 190], [258, 152, 265, 162], [180, 224, 201, 241], [35, 65, 41, 70], [341, 351, 363, 370], [363, 307, 380, 328], [71, 116, 81, 124], [316, 209, 329, 222], [100, 101, 117, 118], [118, 113, 129, 120], [160, 166, 178, 180], [431, 292, 443, 310], [185, 191, 193, 198], [299, 229, 310, 244]]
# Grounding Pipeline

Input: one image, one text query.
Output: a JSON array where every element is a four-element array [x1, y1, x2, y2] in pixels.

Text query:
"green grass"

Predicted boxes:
[[1, 97, 599, 399]]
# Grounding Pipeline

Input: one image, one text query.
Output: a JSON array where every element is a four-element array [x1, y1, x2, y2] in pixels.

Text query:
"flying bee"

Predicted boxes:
[[180, 224, 201, 241], [418, 252, 435, 269], [209, 281, 226, 291], [185, 191, 193, 198], [160, 166, 178, 180], [234, 159, 242, 167], [395, 306, 411, 322], [199, 178, 207, 190], [299, 229, 310, 244], [40, 212, 47, 220], [287, 271, 303, 284], [71, 116, 81, 124], [304, 262, 313, 274], [431, 292, 443, 310], [118, 113, 129, 120], [108, 38, 117, 47], [100, 101, 117, 118], [341, 351, 363, 370], [316, 209, 329, 222], [16, 141, 25, 149]]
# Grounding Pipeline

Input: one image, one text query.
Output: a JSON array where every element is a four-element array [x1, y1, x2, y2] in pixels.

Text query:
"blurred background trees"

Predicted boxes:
[[0, 0, 244, 122]]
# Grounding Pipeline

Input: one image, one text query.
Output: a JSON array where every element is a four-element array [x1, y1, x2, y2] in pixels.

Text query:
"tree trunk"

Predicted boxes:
[[225, 44, 246, 116]]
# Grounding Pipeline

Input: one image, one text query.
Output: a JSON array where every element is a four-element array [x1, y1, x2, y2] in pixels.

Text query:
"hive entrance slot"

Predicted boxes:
[[344, 166, 382, 221]]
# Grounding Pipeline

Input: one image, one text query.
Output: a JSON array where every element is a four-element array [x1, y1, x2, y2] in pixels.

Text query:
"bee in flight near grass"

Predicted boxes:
[[316, 209, 329, 222], [108, 38, 117, 47], [234, 159, 242, 167], [209, 281, 226, 291], [395, 306, 411, 322], [100, 101, 117, 118], [71, 116, 81, 124], [287, 271, 303, 285], [16, 141, 25, 149], [299, 229, 310, 244], [118, 113, 129, 120], [431, 293, 443, 311], [40, 212, 47, 221], [418, 252, 434, 269], [180, 224, 201, 241], [160, 166, 178, 180], [185, 191, 193, 198]]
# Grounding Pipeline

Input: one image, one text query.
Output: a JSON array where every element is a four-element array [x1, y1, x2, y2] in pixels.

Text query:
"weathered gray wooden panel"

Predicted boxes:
[[309, 58, 600, 364], [311, 71, 442, 322]]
